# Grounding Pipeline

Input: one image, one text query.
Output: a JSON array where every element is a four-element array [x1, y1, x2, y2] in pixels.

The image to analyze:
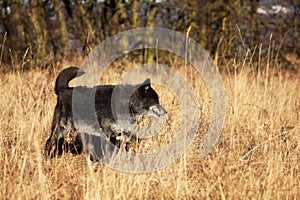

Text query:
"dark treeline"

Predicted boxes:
[[0, 0, 299, 70]]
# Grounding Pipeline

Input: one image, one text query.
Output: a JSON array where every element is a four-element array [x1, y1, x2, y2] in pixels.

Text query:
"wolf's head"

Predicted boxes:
[[129, 79, 167, 118]]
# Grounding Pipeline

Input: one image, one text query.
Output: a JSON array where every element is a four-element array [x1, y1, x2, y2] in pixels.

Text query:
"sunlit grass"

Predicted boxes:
[[0, 58, 299, 199]]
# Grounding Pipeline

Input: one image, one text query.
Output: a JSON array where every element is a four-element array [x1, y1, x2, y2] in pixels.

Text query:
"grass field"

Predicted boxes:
[[0, 58, 299, 199]]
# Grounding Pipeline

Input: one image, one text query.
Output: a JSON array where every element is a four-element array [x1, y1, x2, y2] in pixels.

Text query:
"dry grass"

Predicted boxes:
[[0, 59, 299, 199]]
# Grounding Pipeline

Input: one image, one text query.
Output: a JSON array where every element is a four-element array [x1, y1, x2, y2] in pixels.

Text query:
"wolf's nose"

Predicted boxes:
[[150, 104, 167, 117], [159, 106, 167, 115]]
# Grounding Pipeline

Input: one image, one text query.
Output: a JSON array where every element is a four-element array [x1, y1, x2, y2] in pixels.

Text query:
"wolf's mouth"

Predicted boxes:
[[149, 104, 167, 117]]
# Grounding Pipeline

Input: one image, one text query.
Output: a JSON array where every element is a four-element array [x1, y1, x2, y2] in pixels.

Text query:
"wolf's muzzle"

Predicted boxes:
[[149, 104, 167, 117]]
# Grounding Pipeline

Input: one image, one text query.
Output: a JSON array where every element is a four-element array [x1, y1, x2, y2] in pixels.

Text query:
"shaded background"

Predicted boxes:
[[0, 0, 299, 71]]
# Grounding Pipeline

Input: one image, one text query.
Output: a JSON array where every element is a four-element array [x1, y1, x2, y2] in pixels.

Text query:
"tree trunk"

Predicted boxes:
[[73, 0, 94, 39], [54, 0, 70, 59], [28, 0, 47, 64]]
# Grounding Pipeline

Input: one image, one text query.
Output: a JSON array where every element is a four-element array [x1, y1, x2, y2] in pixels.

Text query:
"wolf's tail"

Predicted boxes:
[[55, 66, 85, 95]]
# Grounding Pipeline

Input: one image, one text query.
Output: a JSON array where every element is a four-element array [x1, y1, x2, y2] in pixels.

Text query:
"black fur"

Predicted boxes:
[[45, 67, 166, 158]]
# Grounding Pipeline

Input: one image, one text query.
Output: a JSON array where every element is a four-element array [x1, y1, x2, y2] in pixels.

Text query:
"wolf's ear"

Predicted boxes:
[[138, 78, 151, 94], [143, 78, 151, 85]]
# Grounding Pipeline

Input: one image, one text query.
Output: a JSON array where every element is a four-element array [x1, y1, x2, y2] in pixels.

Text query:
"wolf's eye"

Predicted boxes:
[[144, 86, 149, 91]]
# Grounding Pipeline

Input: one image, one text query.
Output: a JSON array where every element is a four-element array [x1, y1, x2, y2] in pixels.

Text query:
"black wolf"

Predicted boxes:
[[45, 67, 166, 158]]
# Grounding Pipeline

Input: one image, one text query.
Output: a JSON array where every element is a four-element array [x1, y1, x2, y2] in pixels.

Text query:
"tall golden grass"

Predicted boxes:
[[0, 56, 299, 199]]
